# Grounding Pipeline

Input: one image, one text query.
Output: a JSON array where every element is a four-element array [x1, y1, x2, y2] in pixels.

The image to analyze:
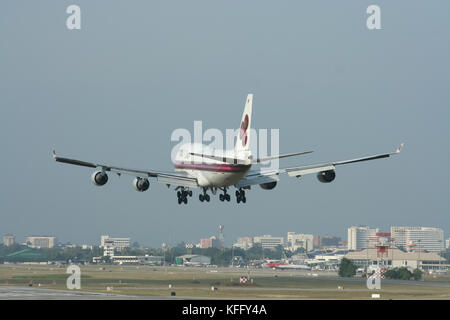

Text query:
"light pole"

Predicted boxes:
[[418, 240, 422, 270]]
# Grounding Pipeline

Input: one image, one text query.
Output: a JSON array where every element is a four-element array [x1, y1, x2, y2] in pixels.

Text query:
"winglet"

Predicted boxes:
[[395, 143, 404, 154], [52, 148, 56, 159]]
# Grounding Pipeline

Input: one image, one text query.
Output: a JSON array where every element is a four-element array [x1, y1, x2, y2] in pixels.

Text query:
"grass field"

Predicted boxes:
[[1, 264, 449, 299]]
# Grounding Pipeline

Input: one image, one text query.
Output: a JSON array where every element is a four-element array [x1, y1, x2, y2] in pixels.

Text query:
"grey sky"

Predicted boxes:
[[1, 1, 449, 247]]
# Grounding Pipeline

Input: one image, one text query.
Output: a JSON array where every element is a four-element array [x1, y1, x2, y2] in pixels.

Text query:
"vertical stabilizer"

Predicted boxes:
[[235, 94, 253, 158]]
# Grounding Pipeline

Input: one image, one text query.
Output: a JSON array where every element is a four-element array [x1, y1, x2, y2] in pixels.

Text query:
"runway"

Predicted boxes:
[[0, 286, 179, 300]]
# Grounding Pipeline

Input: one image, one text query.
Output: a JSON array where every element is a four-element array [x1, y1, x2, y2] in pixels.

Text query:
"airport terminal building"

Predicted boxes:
[[345, 247, 447, 271]]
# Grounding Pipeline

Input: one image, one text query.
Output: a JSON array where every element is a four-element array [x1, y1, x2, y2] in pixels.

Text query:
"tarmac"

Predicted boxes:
[[0, 286, 179, 300]]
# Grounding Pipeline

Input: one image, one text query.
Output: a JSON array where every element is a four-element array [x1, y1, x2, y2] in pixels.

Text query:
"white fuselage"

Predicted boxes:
[[174, 143, 251, 188]]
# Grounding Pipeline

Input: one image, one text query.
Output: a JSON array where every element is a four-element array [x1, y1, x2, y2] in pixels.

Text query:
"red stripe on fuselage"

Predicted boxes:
[[175, 162, 250, 173]]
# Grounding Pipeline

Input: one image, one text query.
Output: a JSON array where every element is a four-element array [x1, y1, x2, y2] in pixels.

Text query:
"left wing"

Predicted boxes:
[[235, 143, 404, 188], [52, 149, 198, 187]]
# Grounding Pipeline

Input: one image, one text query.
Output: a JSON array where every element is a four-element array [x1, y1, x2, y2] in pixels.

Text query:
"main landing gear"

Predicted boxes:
[[177, 188, 192, 205], [219, 188, 231, 202], [199, 187, 210, 202], [236, 188, 246, 203]]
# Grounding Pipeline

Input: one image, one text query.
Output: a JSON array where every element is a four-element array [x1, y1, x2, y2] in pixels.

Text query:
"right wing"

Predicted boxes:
[[235, 143, 404, 188], [52, 149, 198, 188]]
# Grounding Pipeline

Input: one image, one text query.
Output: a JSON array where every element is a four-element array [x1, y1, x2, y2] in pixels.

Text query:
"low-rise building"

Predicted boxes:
[[200, 236, 222, 249], [253, 235, 284, 250], [233, 237, 253, 250], [100, 235, 131, 251], [286, 233, 314, 252], [26, 236, 56, 249], [344, 247, 447, 271], [3, 234, 15, 247]]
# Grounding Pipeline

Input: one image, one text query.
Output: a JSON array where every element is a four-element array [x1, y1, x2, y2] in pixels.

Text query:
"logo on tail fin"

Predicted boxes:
[[240, 114, 249, 147]]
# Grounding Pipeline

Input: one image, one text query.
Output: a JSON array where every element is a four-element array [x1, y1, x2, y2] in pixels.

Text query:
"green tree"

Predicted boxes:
[[338, 258, 357, 277], [412, 268, 423, 281], [385, 267, 413, 280]]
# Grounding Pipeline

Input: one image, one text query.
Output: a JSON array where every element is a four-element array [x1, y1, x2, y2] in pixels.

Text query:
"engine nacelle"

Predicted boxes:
[[133, 177, 150, 192], [317, 170, 336, 183], [259, 181, 277, 190], [91, 171, 108, 186]]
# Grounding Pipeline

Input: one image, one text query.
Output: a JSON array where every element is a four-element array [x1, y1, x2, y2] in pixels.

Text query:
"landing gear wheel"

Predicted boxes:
[[189, 190, 193, 197], [242, 196, 246, 203], [199, 194, 204, 202], [205, 194, 210, 202], [183, 197, 188, 204], [219, 194, 224, 202], [178, 197, 182, 204], [225, 194, 230, 202]]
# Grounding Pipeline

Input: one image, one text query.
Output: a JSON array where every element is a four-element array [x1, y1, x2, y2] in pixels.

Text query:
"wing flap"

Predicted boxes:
[[235, 170, 279, 188], [286, 164, 335, 177]]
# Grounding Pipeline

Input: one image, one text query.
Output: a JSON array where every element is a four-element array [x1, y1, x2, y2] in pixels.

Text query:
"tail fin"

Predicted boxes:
[[235, 94, 253, 156]]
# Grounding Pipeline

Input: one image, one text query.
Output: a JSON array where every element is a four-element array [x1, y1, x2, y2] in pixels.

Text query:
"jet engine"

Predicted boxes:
[[317, 170, 336, 183], [259, 181, 277, 190], [91, 171, 108, 186], [133, 177, 150, 192]]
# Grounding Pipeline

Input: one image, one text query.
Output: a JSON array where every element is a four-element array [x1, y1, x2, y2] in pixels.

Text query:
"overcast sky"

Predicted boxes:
[[1, 1, 449, 247]]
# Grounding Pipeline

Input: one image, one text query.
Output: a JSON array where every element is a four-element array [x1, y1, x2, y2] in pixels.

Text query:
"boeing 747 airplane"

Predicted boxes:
[[53, 94, 403, 204]]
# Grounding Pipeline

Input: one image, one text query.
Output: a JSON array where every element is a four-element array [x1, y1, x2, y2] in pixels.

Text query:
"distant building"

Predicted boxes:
[[313, 236, 342, 248], [446, 238, 450, 250], [200, 236, 221, 249], [253, 235, 284, 250], [391, 226, 444, 253], [100, 235, 131, 252], [233, 237, 253, 250], [286, 232, 314, 252], [3, 234, 15, 247], [26, 236, 56, 249], [347, 226, 379, 251], [345, 247, 447, 271]]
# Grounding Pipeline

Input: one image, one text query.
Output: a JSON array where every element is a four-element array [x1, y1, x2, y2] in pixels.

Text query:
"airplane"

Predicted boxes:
[[274, 264, 312, 271], [52, 94, 403, 204]]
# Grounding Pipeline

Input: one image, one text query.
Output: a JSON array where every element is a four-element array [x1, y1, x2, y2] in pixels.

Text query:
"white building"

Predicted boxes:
[[100, 235, 131, 252], [233, 237, 253, 250], [253, 235, 284, 250], [3, 234, 15, 247], [286, 232, 314, 252], [26, 236, 56, 249], [446, 238, 450, 250], [345, 247, 447, 271], [391, 226, 444, 253], [347, 226, 379, 251]]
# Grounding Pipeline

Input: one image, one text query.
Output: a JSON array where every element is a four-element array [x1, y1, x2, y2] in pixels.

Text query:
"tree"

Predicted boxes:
[[385, 267, 413, 280], [412, 268, 423, 281], [338, 258, 357, 277]]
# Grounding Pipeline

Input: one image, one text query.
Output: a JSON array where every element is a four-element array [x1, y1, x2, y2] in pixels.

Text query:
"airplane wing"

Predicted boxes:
[[52, 149, 198, 188], [188, 150, 314, 165], [235, 143, 404, 188]]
